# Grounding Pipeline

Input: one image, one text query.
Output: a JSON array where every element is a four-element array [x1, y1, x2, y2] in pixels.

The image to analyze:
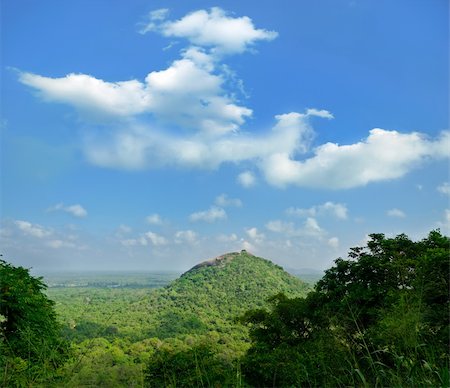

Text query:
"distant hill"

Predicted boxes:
[[56, 250, 311, 345], [138, 250, 310, 340]]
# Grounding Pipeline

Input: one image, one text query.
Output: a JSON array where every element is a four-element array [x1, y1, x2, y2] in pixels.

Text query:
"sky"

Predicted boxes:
[[1, 0, 449, 273]]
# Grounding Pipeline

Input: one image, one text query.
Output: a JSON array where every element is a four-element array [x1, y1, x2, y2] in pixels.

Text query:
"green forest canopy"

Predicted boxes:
[[1, 231, 449, 387]]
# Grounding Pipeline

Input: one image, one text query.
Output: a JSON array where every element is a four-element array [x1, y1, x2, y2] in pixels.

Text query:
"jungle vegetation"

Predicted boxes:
[[1, 231, 449, 387]]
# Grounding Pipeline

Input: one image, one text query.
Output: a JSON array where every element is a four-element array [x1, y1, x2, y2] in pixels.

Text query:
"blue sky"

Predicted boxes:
[[1, 0, 449, 272]]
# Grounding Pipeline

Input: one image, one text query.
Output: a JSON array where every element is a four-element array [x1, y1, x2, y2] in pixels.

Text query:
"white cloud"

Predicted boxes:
[[305, 108, 334, 119], [387, 208, 406, 218], [144, 231, 168, 246], [189, 206, 227, 222], [266, 220, 296, 235], [265, 217, 324, 238], [46, 239, 76, 249], [20, 72, 151, 118], [141, 7, 278, 55], [15, 220, 52, 238], [287, 201, 348, 220], [437, 182, 450, 196], [84, 111, 312, 171], [328, 237, 339, 249], [241, 239, 256, 252], [237, 171, 256, 188], [20, 47, 252, 137], [18, 4, 449, 190], [216, 233, 238, 242], [436, 209, 450, 233], [146, 214, 163, 225], [261, 129, 450, 188], [118, 224, 132, 234], [215, 193, 242, 207], [48, 203, 87, 218], [245, 227, 265, 244], [121, 238, 142, 247], [304, 217, 324, 236], [174, 230, 198, 244], [121, 231, 168, 247]]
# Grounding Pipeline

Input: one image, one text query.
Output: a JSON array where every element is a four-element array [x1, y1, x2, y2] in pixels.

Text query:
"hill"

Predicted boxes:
[[54, 250, 310, 344], [46, 250, 310, 386], [131, 250, 310, 340]]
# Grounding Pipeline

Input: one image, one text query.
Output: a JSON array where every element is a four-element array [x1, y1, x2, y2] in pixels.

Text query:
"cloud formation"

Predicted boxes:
[[215, 193, 242, 208], [287, 202, 348, 220], [17, 7, 450, 190], [387, 208, 406, 218], [174, 230, 198, 244], [15, 220, 52, 238], [189, 206, 227, 222], [121, 231, 167, 247], [139, 7, 278, 54], [48, 203, 88, 218], [146, 214, 164, 225], [437, 182, 450, 196], [237, 171, 256, 188], [260, 129, 450, 188]]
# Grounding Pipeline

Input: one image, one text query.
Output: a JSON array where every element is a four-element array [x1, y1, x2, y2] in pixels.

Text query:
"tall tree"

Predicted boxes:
[[0, 259, 68, 386]]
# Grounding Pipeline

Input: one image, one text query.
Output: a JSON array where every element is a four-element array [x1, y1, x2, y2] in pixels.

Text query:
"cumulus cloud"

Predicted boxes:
[[20, 54, 251, 136], [19, 7, 276, 137], [18, 6, 450, 190], [387, 208, 406, 218], [304, 217, 324, 236], [83, 111, 313, 170], [15, 220, 52, 238], [174, 230, 198, 244], [266, 220, 296, 235], [140, 7, 278, 54], [328, 237, 339, 249], [237, 171, 256, 188], [145, 231, 168, 246], [215, 193, 242, 207], [216, 233, 238, 242], [266, 217, 324, 238], [146, 214, 163, 225], [48, 203, 87, 218], [189, 206, 227, 222], [46, 239, 76, 249], [121, 231, 168, 247], [261, 129, 450, 188], [305, 108, 334, 119], [436, 209, 450, 233], [287, 201, 348, 220], [245, 227, 265, 244], [437, 182, 450, 196]]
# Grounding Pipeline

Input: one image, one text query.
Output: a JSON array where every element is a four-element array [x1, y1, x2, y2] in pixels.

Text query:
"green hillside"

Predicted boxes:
[[139, 250, 310, 339], [37, 250, 310, 386]]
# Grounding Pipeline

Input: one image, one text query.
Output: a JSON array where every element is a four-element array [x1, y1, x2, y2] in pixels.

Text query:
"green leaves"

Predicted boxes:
[[0, 259, 68, 386], [241, 230, 450, 387]]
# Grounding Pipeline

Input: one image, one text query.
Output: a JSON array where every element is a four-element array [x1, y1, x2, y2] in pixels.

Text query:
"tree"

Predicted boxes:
[[0, 259, 68, 386], [241, 231, 450, 387]]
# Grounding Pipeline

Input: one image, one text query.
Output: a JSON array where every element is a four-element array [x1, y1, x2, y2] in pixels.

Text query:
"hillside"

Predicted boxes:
[[141, 250, 310, 338], [54, 250, 310, 344], [45, 250, 310, 386]]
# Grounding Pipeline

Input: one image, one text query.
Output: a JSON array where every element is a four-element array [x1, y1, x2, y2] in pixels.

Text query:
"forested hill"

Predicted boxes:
[[139, 250, 310, 339]]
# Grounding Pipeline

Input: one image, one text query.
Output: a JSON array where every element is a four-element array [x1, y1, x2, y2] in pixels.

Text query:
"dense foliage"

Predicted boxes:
[[45, 251, 308, 386], [2, 234, 448, 387], [0, 259, 68, 386], [241, 231, 450, 387]]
